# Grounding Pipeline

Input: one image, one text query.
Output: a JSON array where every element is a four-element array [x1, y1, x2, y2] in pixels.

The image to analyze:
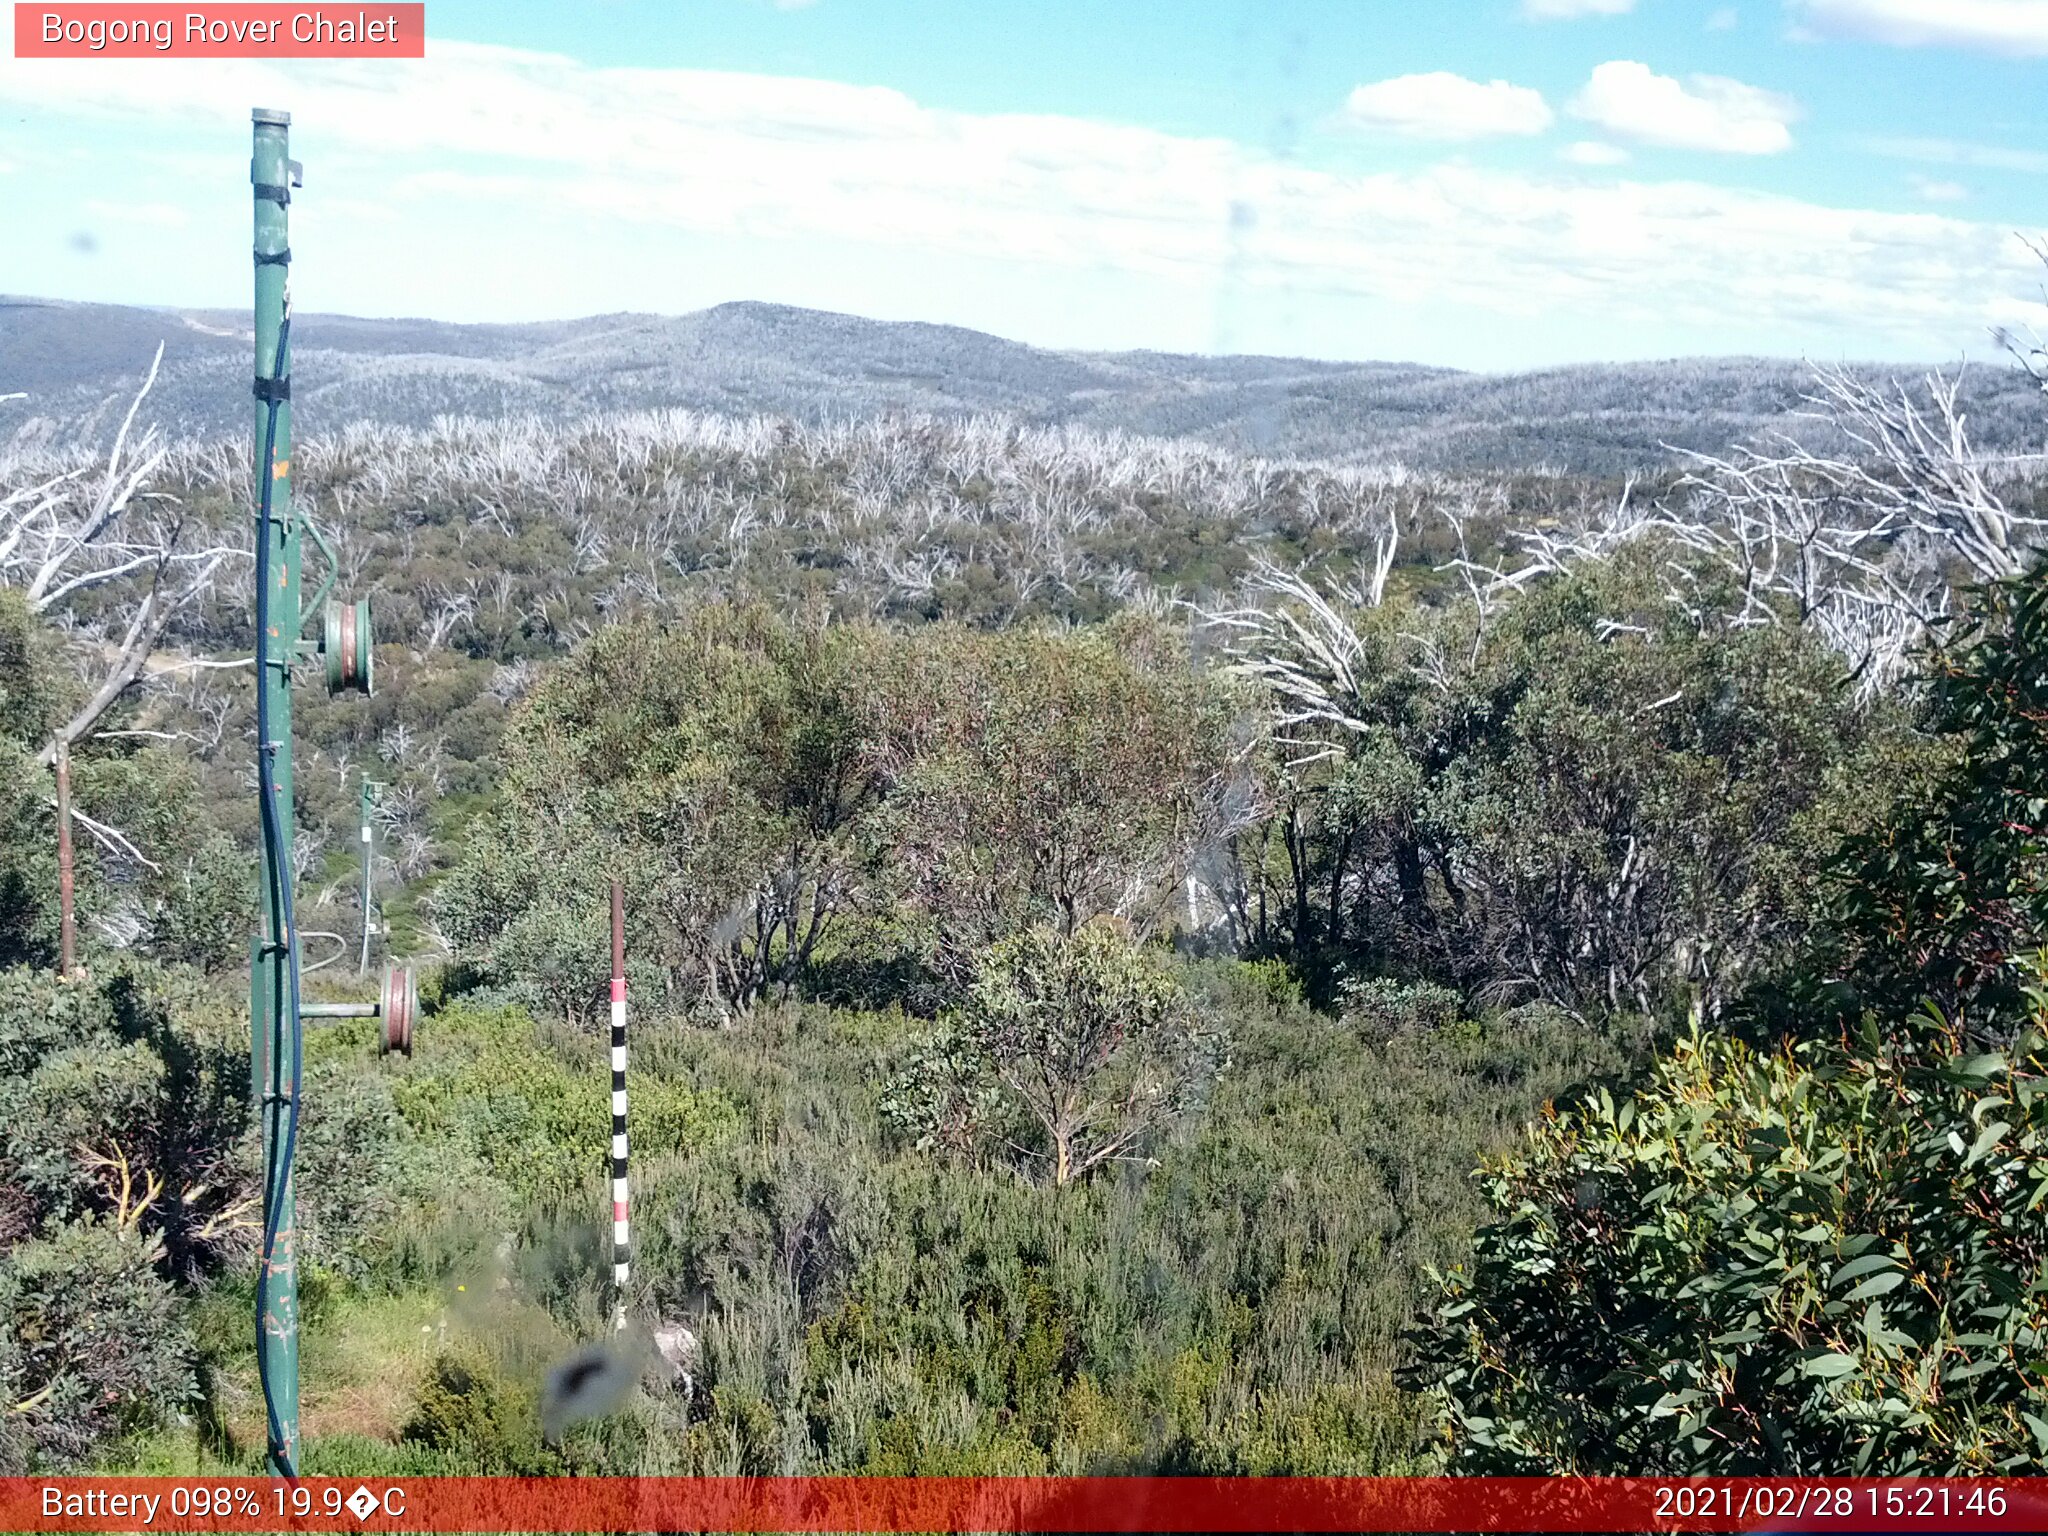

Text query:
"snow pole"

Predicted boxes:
[[610, 881, 629, 1332]]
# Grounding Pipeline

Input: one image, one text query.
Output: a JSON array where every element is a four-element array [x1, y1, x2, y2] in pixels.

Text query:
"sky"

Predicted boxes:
[[3, 0, 2048, 371]]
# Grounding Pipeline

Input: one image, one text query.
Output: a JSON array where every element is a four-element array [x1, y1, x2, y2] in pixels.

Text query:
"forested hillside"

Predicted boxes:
[[8, 293, 2046, 474], [2, 312, 2046, 1474]]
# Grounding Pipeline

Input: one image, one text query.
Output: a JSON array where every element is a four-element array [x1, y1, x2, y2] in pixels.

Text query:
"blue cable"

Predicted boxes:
[[252, 310, 302, 1480]]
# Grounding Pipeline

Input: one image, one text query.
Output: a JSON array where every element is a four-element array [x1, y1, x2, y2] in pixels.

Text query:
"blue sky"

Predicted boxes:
[[3, 0, 2048, 370]]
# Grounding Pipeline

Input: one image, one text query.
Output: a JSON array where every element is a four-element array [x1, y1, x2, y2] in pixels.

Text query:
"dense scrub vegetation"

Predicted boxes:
[[2, 334, 2045, 1473], [1406, 1005, 2048, 1473], [0, 960, 273, 1469], [1404, 569, 2048, 1472]]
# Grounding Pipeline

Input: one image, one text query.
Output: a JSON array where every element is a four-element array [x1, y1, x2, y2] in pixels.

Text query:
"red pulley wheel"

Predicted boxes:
[[380, 965, 416, 1056]]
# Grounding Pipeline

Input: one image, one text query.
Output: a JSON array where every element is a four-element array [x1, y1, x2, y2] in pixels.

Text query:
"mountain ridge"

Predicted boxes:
[[4, 294, 2041, 475]]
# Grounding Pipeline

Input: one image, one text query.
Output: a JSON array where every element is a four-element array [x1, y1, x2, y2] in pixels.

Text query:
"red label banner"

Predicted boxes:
[[2, 1477, 2045, 1533], [12, 5, 425, 58]]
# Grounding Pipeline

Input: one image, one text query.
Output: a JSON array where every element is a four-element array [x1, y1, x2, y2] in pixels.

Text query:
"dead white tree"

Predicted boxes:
[[1413, 358, 2046, 698], [1198, 322, 2047, 1001], [1993, 233, 2048, 395], [3, 348, 243, 766], [1, 349, 243, 972], [1558, 230, 2048, 662], [419, 582, 477, 650], [1196, 496, 1403, 769]]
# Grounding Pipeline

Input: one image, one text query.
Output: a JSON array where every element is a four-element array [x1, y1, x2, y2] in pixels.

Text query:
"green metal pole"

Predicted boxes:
[[251, 105, 301, 1477]]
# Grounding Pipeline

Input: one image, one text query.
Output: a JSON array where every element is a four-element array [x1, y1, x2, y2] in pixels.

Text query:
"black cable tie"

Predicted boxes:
[[252, 181, 292, 206], [253, 376, 291, 403], [254, 247, 291, 267]]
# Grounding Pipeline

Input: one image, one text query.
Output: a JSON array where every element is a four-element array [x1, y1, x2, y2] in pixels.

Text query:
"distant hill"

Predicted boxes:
[[3, 294, 2041, 475]]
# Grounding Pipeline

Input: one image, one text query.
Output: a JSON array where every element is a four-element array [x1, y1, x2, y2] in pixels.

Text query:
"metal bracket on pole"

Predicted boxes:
[[301, 965, 416, 1055]]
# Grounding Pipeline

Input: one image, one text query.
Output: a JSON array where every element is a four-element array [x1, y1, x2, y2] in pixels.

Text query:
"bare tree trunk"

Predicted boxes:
[[1284, 802, 1311, 950], [1327, 826, 1352, 946], [32, 578, 176, 770], [55, 738, 76, 978]]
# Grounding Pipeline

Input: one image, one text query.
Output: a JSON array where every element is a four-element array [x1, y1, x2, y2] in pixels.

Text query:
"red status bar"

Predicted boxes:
[[7, 1477, 2047, 1533]]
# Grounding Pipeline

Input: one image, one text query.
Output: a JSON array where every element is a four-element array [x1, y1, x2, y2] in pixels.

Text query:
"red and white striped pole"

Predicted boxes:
[[609, 880, 629, 1333]]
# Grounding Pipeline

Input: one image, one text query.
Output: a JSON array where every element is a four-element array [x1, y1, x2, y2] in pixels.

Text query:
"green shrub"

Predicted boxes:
[[863, 616, 1239, 969], [399, 1348, 560, 1474], [1224, 546, 1911, 1017], [436, 604, 890, 1020], [1340, 977, 1462, 1039], [150, 833, 255, 976], [1824, 565, 2048, 1039], [2, 1218, 196, 1470], [293, 1057, 508, 1285], [607, 966, 1623, 1476], [1403, 991, 2048, 1473], [0, 963, 252, 1277], [5, 1041, 165, 1212], [883, 926, 1224, 1186], [389, 1004, 739, 1208]]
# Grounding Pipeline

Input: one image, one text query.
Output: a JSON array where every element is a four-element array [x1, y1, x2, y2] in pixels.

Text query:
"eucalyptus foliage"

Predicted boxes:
[[440, 606, 1235, 1020], [435, 603, 888, 1019], [1409, 564, 2048, 1473], [1405, 997, 2048, 1473], [1829, 565, 2048, 1038], [1220, 547, 1907, 1016], [883, 925, 1224, 1186]]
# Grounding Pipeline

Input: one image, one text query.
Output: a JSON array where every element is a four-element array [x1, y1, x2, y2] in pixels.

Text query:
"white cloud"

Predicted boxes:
[[1563, 140, 1631, 165], [1707, 7, 1740, 28], [1522, 0, 1634, 15], [1569, 60, 1797, 154], [1909, 175, 1969, 202], [1791, 0, 2048, 55], [1867, 136, 2048, 174], [1339, 73, 1553, 141], [0, 42, 2041, 362]]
